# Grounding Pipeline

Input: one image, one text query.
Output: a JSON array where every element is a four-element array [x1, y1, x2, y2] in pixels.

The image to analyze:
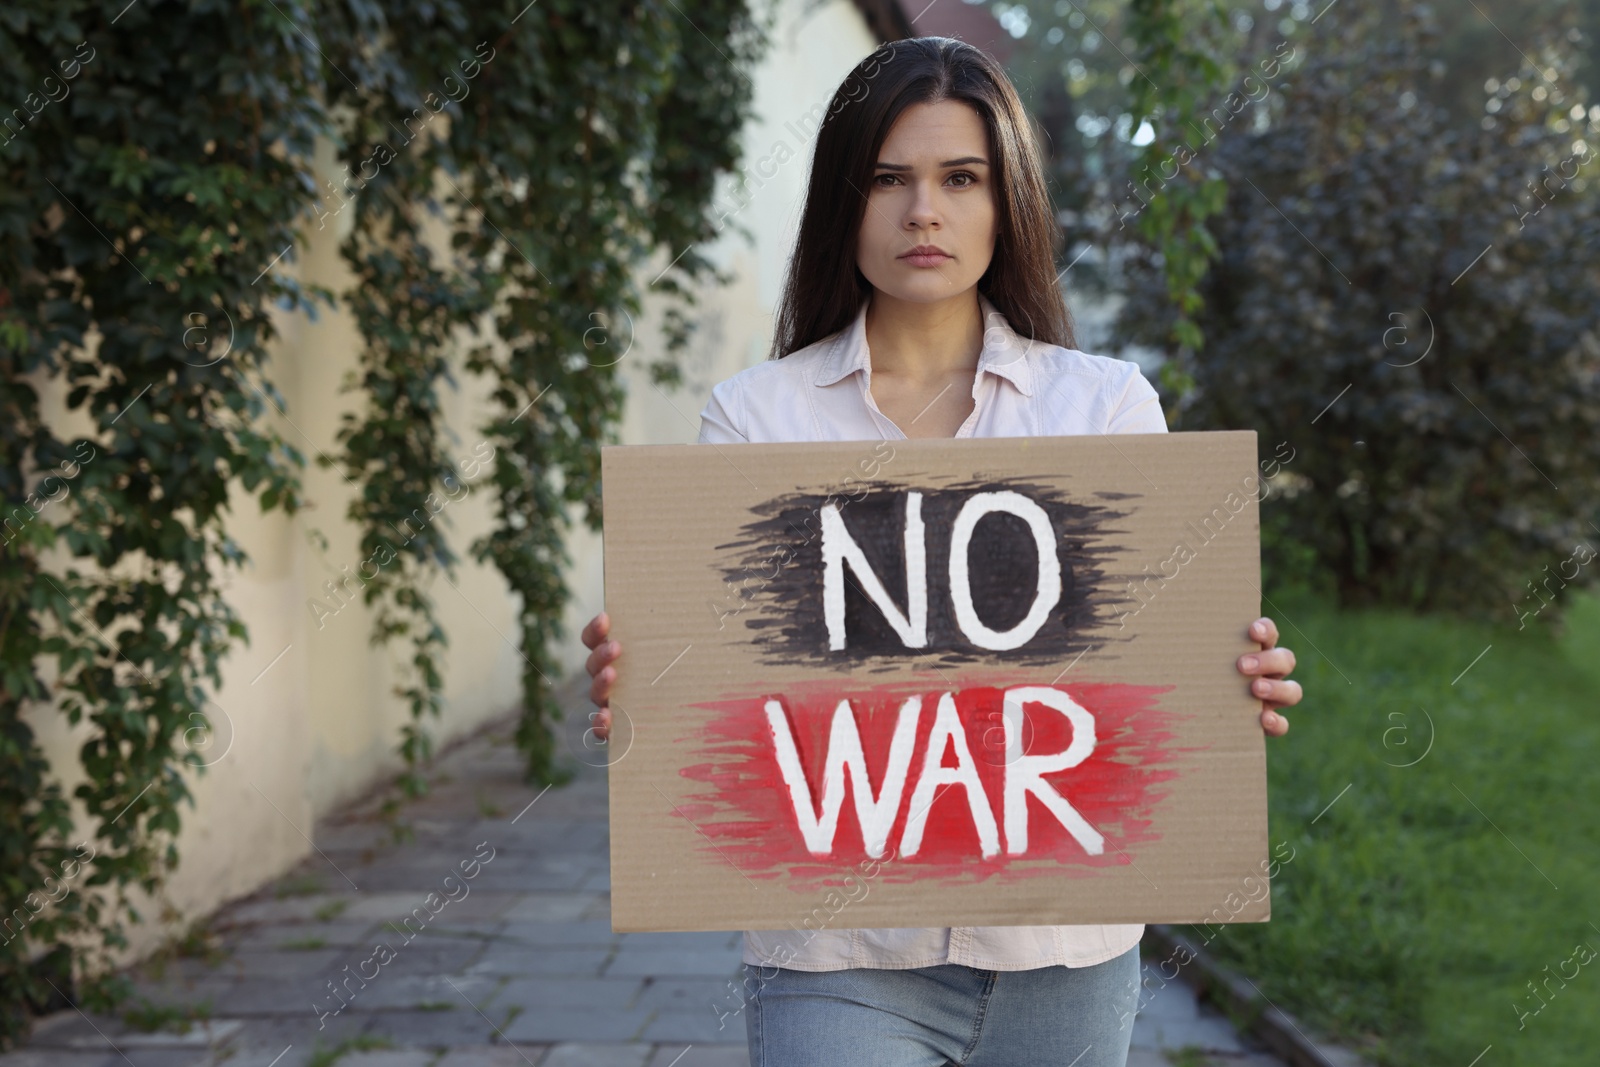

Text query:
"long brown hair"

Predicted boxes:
[[769, 36, 1073, 360]]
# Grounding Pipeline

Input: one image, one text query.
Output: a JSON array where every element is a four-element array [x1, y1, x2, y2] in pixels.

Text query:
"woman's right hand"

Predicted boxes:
[[581, 610, 620, 742]]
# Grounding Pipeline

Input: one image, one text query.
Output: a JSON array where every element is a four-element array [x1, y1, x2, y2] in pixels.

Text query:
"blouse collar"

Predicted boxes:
[[812, 291, 1038, 398]]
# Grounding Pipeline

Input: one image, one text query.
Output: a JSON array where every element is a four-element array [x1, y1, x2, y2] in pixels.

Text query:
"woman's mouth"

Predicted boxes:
[[899, 249, 952, 268]]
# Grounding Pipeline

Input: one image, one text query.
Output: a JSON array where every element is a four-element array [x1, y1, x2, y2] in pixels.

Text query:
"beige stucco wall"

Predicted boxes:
[[21, 0, 881, 967]]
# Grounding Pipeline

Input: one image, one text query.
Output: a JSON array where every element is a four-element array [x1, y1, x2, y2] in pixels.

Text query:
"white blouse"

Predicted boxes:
[[694, 291, 1167, 971]]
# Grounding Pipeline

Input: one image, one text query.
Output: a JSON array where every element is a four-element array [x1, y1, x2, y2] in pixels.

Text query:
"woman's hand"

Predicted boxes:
[[1238, 616, 1302, 737], [582, 611, 619, 742]]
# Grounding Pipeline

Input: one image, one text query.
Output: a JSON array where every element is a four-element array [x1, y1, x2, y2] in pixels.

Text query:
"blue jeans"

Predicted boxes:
[[743, 944, 1141, 1066]]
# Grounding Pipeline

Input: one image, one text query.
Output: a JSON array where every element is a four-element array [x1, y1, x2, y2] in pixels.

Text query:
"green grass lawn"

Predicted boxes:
[[1178, 588, 1600, 1066]]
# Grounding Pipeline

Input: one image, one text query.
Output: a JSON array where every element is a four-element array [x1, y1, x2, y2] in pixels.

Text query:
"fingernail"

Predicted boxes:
[[1241, 655, 1259, 671], [1252, 622, 1265, 636], [1254, 679, 1271, 695]]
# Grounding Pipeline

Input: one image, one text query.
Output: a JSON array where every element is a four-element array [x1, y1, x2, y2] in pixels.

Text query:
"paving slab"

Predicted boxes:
[[432, 1046, 547, 1067], [119, 1022, 247, 1050], [600, 949, 741, 981], [324, 974, 497, 1013], [0, 1053, 122, 1067], [336, 1051, 437, 1067], [606, 934, 739, 954], [636, 1011, 745, 1047], [538, 1045, 650, 1067], [353, 1010, 502, 1048], [498, 1006, 654, 1046], [633, 978, 741, 1015], [494, 920, 618, 948], [45, 1051, 213, 1067], [190, 949, 346, 980], [498, 894, 601, 924], [490, 978, 646, 1013], [339, 894, 520, 926], [224, 919, 389, 952], [641, 1048, 748, 1067], [464, 945, 614, 979]]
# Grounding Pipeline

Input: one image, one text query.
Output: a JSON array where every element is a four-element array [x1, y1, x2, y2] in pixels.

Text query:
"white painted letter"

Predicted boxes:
[[1002, 687, 1103, 855], [765, 696, 921, 856], [900, 693, 1000, 858], [821, 491, 926, 650], [948, 491, 1061, 650]]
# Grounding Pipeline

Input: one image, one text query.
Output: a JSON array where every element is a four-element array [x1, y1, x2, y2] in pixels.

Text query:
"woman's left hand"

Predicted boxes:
[[1238, 616, 1302, 737]]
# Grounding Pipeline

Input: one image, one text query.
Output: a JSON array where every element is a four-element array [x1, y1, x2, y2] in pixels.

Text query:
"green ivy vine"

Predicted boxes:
[[314, 0, 769, 786], [0, 0, 765, 1043], [0, 0, 319, 1036]]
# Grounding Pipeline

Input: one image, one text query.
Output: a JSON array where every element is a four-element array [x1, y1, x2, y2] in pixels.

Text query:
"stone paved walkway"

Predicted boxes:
[[2, 679, 1290, 1067]]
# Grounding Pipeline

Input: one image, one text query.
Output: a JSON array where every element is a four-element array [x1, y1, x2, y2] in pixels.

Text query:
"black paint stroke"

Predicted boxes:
[[715, 475, 1138, 669]]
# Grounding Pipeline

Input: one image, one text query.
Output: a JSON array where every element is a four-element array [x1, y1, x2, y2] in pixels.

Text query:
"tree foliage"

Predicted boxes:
[[1119, 0, 1232, 394], [991, 0, 1255, 393], [1118, 1, 1600, 618], [0, 0, 761, 1040]]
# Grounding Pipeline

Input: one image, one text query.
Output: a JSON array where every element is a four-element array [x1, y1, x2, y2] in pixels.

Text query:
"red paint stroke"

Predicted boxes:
[[677, 675, 1186, 890]]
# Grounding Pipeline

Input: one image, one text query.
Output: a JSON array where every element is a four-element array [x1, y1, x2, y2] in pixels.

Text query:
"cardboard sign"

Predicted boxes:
[[601, 431, 1270, 933]]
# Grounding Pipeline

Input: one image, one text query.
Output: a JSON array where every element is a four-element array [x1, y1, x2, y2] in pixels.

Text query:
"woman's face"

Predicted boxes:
[[855, 99, 998, 306]]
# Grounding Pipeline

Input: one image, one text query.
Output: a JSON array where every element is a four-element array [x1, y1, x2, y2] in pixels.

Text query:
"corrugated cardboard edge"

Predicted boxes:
[[1142, 926, 1373, 1067]]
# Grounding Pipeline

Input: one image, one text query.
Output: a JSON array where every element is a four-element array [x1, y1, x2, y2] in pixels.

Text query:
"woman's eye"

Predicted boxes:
[[872, 172, 978, 188]]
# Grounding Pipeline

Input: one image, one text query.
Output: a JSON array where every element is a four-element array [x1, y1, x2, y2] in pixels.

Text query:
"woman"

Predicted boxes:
[[582, 36, 1302, 1067]]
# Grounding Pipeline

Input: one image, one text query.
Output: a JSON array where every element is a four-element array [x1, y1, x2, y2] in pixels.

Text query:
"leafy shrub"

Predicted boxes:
[[1118, 2, 1600, 620]]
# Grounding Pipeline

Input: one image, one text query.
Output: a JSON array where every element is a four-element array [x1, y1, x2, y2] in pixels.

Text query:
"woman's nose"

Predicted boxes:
[[903, 180, 941, 227]]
